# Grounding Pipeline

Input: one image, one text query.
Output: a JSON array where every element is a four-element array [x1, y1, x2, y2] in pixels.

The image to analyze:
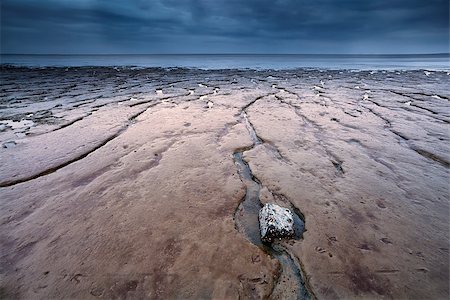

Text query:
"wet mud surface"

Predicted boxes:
[[0, 66, 449, 299]]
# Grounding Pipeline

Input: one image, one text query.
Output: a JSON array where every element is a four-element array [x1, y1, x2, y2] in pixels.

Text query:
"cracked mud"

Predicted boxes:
[[0, 66, 449, 299]]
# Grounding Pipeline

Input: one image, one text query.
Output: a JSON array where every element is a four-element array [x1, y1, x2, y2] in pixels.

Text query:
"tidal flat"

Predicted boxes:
[[0, 66, 449, 299]]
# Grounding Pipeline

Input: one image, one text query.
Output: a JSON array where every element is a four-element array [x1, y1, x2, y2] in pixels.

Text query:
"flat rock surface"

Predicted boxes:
[[0, 67, 449, 299]]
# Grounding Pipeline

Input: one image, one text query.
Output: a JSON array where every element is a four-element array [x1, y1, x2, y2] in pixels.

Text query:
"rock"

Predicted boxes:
[[259, 203, 294, 243]]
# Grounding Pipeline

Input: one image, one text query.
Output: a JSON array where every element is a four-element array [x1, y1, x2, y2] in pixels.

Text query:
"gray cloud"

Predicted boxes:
[[1, 0, 448, 53]]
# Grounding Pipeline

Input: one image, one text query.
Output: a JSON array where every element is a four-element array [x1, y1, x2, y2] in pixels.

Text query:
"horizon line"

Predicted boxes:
[[1, 53, 449, 56]]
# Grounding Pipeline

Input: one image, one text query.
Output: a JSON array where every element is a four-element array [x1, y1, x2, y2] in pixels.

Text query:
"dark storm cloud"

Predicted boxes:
[[1, 0, 448, 53]]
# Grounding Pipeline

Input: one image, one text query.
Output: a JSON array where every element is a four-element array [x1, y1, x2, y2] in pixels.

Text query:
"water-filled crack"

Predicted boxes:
[[232, 98, 312, 299]]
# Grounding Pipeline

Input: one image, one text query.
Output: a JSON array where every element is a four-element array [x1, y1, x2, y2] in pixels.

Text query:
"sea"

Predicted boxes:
[[1, 54, 449, 71]]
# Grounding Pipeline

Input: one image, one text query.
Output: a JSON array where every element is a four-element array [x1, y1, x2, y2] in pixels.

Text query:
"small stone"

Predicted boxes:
[[259, 203, 295, 243]]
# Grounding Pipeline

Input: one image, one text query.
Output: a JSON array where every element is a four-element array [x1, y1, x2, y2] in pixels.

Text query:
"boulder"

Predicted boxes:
[[259, 203, 294, 243]]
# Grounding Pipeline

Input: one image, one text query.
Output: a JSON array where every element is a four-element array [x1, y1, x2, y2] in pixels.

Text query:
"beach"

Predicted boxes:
[[0, 66, 449, 299]]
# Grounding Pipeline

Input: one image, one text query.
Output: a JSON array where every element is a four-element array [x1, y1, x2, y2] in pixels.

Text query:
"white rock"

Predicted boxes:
[[259, 203, 294, 243]]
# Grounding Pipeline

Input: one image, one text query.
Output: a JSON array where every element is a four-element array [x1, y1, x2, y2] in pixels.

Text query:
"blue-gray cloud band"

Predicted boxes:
[[1, 0, 448, 53]]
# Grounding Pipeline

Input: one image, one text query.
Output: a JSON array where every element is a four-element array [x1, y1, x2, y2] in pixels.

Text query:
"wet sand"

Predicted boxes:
[[0, 67, 449, 299]]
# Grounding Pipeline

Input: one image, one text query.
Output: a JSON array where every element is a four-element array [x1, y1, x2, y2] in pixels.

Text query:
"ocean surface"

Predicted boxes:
[[1, 54, 449, 70]]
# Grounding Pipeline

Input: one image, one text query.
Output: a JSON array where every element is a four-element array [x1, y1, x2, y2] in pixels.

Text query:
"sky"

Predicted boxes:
[[1, 0, 449, 54]]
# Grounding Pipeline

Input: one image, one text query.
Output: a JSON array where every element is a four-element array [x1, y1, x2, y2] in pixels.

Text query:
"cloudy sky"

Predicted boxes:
[[1, 0, 448, 54]]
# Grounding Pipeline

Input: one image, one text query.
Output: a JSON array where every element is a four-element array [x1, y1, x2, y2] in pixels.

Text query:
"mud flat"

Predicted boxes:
[[0, 66, 449, 299]]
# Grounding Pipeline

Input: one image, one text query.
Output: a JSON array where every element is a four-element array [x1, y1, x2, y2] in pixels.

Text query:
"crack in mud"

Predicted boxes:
[[50, 112, 94, 132], [387, 90, 450, 102], [362, 101, 449, 168], [0, 105, 154, 188], [280, 85, 448, 171], [242, 93, 273, 111], [0, 128, 127, 188], [242, 94, 290, 163], [129, 92, 189, 107], [232, 98, 312, 300], [373, 91, 449, 123], [274, 92, 345, 176], [409, 146, 450, 168]]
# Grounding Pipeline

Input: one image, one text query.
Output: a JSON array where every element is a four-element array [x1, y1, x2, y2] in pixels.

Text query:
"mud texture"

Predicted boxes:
[[1, 66, 449, 299]]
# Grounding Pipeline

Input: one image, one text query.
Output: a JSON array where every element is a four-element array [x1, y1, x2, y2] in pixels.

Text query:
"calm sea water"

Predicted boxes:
[[1, 54, 449, 70]]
